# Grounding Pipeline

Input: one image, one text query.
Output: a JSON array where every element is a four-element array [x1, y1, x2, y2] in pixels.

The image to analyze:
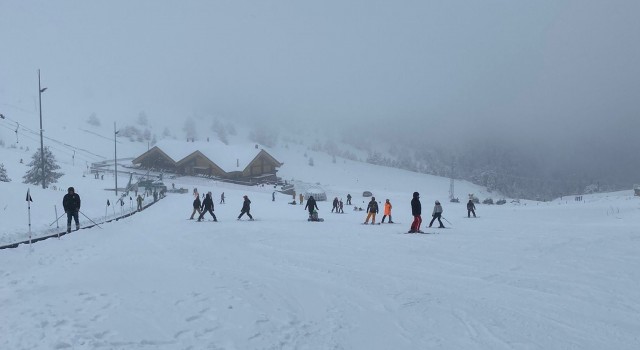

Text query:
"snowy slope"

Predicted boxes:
[[1, 187, 639, 349], [1, 122, 640, 349]]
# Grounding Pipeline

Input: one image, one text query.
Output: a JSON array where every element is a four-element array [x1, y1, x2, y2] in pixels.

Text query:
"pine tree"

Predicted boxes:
[[0, 163, 10, 182], [22, 147, 63, 187]]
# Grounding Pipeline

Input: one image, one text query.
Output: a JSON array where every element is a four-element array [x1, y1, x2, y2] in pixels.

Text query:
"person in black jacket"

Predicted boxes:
[[467, 199, 476, 218], [364, 197, 379, 224], [305, 195, 319, 219], [62, 187, 81, 233], [237, 195, 253, 220], [331, 197, 339, 213], [198, 192, 217, 222], [189, 194, 202, 220], [346, 194, 352, 205], [409, 192, 423, 233]]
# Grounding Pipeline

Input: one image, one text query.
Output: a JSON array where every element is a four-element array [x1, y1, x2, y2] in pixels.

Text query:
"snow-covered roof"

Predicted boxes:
[[151, 140, 202, 162], [152, 139, 280, 172]]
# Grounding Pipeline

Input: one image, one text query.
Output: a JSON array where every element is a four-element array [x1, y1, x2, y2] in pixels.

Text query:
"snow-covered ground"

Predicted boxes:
[[1, 123, 640, 349]]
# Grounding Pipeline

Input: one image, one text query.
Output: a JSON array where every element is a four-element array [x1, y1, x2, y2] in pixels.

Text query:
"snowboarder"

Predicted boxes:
[[189, 193, 202, 219], [62, 187, 81, 233], [305, 195, 319, 219], [364, 197, 379, 224], [137, 194, 144, 211], [346, 194, 352, 205], [237, 195, 253, 220], [308, 209, 324, 222], [332, 197, 339, 213], [409, 192, 423, 233], [381, 199, 394, 223], [220, 192, 225, 204], [467, 199, 476, 218], [429, 200, 445, 228], [198, 192, 217, 222]]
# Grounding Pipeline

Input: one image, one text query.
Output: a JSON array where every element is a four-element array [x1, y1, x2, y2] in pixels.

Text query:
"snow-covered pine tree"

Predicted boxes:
[[0, 163, 11, 182], [22, 147, 63, 187]]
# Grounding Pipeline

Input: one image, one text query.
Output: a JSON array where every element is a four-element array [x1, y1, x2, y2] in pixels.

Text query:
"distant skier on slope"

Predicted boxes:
[[408, 192, 423, 233], [346, 194, 352, 205], [364, 197, 379, 224], [198, 192, 217, 222], [429, 200, 445, 228], [189, 192, 202, 220], [467, 199, 476, 218], [237, 195, 253, 220], [332, 197, 339, 213], [220, 192, 225, 204], [381, 199, 394, 223], [305, 195, 319, 219]]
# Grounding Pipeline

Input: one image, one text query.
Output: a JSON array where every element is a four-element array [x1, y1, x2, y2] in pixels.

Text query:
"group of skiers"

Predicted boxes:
[[189, 189, 253, 222]]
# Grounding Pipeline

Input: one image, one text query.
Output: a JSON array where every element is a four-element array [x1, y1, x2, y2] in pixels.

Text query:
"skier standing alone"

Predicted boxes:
[[467, 199, 476, 218], [409, 192, 423, 233], [381, 199, 394, 223], [364, 197, 379, 224], [429, 200, 445, 228], [237, 195, 253, 220], [198, 192, 217, 222], [63, 187, 81, 233]]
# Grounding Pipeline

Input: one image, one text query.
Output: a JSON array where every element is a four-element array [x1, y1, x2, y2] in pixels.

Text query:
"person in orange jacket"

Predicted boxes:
[[381, 199, 394, 223]]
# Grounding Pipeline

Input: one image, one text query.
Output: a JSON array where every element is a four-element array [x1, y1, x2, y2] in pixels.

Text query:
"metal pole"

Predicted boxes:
[[54, 205, 59, 229], [38, 69, 46, 189], [114, 122, 118, 196]]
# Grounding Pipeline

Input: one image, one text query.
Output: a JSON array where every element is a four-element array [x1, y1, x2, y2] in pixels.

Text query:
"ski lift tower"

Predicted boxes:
[[449, 158, 459, 202]]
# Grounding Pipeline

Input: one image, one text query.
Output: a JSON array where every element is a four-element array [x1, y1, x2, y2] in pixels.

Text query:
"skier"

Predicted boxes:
[[198, 192, 217, 222], [429, 200, 445, 228], [220, 192, 225, 204], [467, 199, 476, 218], [153, 190, 158, 202], [381, 199, 394, 223], [62, 187, 81, 233], [272, 191, 276, 201], [137, 194, 143, 211], [409, 192, 423, 233], [237, 195, 253, 220], [338, 199, 344, 213], [346, 194, 352, 205], [331, 197, 339, 213], [364, 197, 379, 224], [189, 193, 202, 219], [305, 195, 319, 219], [299, 193, 304, 205]]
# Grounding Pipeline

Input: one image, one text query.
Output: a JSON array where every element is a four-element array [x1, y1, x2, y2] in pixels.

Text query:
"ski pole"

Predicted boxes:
[[441, 216, 453, 226], [49, 212, 66, 226], [79, 210, 103, 229]]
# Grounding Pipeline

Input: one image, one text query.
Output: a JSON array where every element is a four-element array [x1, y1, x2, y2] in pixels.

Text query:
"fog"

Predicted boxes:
[[1, 0, 639, 195]]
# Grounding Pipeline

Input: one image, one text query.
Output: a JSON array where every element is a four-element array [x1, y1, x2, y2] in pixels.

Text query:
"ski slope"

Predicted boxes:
[[1, 180, 640, 349], [1, 123, 640, 349]]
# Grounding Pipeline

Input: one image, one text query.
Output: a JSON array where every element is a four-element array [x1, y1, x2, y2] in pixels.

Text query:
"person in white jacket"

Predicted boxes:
[[429, 200, 445, 228]]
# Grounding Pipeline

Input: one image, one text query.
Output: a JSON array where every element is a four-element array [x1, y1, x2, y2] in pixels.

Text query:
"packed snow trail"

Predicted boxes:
[[1, 192, 639, 349]]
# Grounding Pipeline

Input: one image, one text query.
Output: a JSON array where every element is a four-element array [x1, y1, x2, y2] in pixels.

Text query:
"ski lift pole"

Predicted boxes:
[[79, 210, 103, 229]]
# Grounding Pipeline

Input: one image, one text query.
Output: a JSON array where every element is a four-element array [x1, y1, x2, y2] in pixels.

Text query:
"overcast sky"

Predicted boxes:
[[1, 0, 639, 182]]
